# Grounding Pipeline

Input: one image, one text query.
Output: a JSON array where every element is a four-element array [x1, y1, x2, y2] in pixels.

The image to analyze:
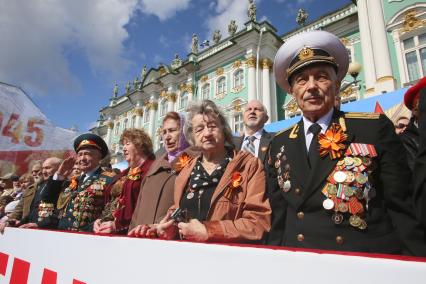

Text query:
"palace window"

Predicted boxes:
[[233, 69, 244, 89], [159, 99, 168, 117], [217, 77, 226, 95], [179, 92, 188, 110], [403, 32, 426, 82], [115, 122, 120, 135], [143, 108, 149, 123], [233, 112, 244, 134], [131, 115, 136, 128], [123, 118, 128, 131], [201, 84, 210, 100]]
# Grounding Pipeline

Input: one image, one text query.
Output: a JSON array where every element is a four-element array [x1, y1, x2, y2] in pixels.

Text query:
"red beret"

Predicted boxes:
[[404, 76, 426, 110]]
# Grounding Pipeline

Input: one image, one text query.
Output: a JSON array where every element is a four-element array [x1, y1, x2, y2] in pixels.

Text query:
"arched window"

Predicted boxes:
[[159, 99, 168, 117], [233, 69, 244, 89], [115, 122, 120, 135], [201, 84, 210, 100], [402, 32, 426, 82], [143, 108, 149, 123], [123, 118, 128, 131], [131, 115, 136, 128], [179, 92, 188, 110], [216, 77, 226, 95]]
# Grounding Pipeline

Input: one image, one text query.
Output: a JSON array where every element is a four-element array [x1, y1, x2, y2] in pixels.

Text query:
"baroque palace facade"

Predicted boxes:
[[91, 0, 426, 163]]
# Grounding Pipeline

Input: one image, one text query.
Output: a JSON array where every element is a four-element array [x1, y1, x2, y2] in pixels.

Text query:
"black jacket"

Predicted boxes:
[[266, 110, 426, 256]]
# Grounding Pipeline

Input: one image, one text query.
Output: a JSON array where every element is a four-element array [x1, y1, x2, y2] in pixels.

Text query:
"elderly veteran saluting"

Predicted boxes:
[[266, 30, 426, 255], [137, 100, 270, 243], [45, 133, 117, 232]]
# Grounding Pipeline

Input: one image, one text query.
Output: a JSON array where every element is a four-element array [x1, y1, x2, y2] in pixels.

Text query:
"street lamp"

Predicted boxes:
[[340, 61, 362, 93]]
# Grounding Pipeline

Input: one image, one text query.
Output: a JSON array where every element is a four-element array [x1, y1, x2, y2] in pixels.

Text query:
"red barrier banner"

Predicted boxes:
[[1, 228, 426, 284]]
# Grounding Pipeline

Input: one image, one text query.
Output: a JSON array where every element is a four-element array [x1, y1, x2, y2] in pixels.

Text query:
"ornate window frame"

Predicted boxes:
[[232, 69, 245, 93], [201, 83, 210, 100], [216, 76, 226, 99]]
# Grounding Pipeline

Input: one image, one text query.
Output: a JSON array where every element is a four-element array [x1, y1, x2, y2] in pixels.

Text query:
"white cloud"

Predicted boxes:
[[205, 0, 262, 37], [159, 35, 170, 48], [0, 0, 138, 96], [139, 0, 191, 21]]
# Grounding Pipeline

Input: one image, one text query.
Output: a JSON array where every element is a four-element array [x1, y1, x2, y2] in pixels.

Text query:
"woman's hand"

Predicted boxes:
[[128, 224, 152, 238], [178, 219, 208, 242], [93, 219, 102, 233], [98, 221, 116, 234]]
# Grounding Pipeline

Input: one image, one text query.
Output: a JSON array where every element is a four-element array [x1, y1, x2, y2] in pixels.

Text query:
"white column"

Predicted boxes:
[[261, 58, 272, 123], [148, 98, 157, 140], [270, 71, 278, 122], [367, 0, 396, 92], [392, 30, 408, 85], [247, 56, 257, 102], [105, 121, 113, 147], [167, 94, 175, 112], [357, 0, 376, 96]]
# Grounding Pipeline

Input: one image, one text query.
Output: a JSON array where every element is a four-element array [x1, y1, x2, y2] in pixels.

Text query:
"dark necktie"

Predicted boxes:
[[308, 123, 322, 168]]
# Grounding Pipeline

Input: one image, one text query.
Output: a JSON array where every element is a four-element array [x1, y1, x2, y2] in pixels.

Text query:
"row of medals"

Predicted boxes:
[[276, 146, 291, 192], [72, 189, 98, 228], [38, 202, 54, 222], [322, 155, 374, 230]]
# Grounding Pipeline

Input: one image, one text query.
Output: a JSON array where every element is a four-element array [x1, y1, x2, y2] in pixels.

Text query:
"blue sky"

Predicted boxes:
[[0, 0, 351, 132]]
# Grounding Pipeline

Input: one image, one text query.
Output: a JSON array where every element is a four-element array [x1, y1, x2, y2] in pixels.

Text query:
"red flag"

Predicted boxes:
[[374, 101, 384, 114]]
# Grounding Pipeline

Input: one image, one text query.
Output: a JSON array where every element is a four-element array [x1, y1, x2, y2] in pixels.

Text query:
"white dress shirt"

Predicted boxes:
[[303, 108, 334, 151]]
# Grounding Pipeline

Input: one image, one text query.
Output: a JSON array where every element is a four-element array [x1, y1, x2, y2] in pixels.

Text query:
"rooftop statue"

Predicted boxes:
[[213, 30, 222, 45], [113, 83, 118, 98], [171, 53, 183, 69], [191, 33, 199, 54], [133, 76, 139, 90], [296, 8, 309, 26], [125, 81, 131, 94], [248, 0, 257, 22], [228, 20, 238, 36]]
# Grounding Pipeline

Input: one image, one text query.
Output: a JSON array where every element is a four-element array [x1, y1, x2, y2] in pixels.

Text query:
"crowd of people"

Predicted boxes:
[[1, 30, 426, 256]]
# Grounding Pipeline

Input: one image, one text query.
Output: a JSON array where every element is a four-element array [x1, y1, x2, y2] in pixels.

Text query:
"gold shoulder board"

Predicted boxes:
[[274, 123, 297, 137], [344, 112, 380, 120], [101, 171, 116, 177]]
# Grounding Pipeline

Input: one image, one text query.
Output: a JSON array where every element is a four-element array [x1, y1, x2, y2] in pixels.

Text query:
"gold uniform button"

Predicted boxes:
[[297, 212, 304, 219], [297, 234, 304, 242], [336, 235, 344, 245], [294, 188, 301, 195]]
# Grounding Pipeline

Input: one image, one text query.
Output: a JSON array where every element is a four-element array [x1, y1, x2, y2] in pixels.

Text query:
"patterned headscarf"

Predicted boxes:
[[167, 113, 190, 163]]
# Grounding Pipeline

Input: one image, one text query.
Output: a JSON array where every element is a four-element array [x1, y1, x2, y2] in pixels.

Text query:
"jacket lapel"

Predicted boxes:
[[285, 120, 310, 189], [258, 130, 272, 162], [300, 111, 355, 205]]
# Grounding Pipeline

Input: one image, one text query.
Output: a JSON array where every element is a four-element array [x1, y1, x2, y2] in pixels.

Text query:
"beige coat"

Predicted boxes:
[[129, 149, 199, 230], [173, 150, 271, 242]]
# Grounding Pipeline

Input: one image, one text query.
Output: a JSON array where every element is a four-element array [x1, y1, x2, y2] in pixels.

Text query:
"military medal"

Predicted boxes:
[[333, 171, 347, 183], [337, 202, 349, 213], [323, 198, 334, 210], [355, 173, 367, 184], [186, 192, 194, 199], [349, 215, 362, 227], [332, 213, 344, 224], [345, 172, 355, 183], [283, 180, 291, 192], [327, 184, 337, 195]]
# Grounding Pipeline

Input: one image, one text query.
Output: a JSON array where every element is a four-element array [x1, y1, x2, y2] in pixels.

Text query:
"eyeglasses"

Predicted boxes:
[[395, 123, 408, 129]]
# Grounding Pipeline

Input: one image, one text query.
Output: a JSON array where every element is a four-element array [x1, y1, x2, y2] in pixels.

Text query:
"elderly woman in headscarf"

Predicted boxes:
[[128, 111, 196, 236], [93, 128, 155, 234], [132, 100, 271, 243]]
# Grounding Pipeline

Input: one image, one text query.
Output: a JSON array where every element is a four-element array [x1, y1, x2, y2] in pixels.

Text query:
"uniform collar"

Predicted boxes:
[[303, 108, 333, 136]]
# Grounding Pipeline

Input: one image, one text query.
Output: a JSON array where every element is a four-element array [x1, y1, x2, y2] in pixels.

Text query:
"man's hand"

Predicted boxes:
[[19, 223, 38, 229], [57, 156, 77, 178], [0, 222, 7, 234], [178, 219, 208, 242]]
